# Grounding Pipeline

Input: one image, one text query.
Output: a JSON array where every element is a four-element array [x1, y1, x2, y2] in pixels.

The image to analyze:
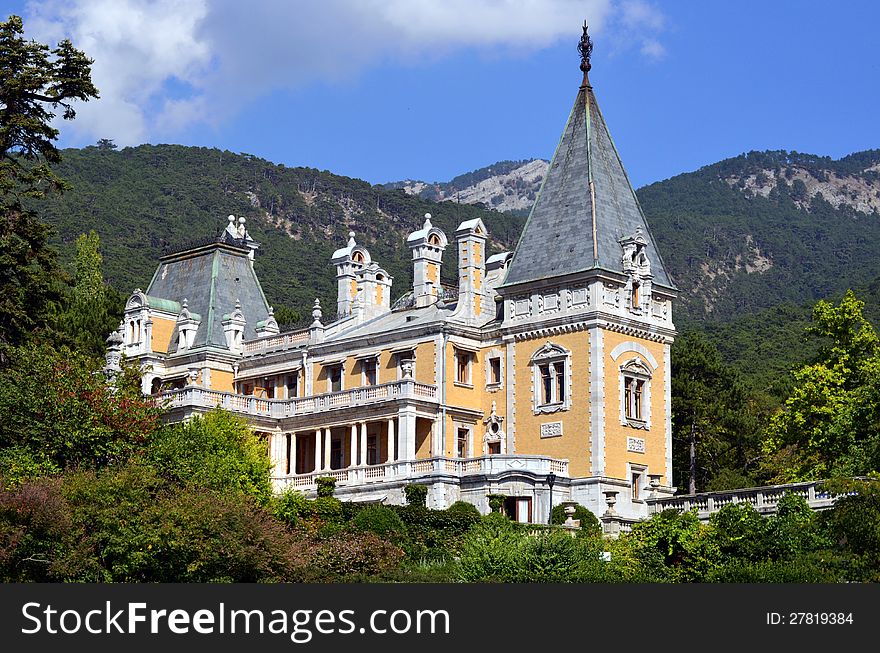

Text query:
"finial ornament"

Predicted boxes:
[[578, 20, 593, 75]]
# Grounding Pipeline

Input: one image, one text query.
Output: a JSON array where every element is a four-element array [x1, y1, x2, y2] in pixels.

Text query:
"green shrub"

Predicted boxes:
[[550, 503, 602, 536], [403, 483, 428, 507], [447, 500, 481, 521], [147, 410, 272, 504], [707, 557, 840, 583], [708, 502, 770, 561], [272, 488, 311, 525], [290, 531, 405, 580], [515, 529, 581, 582], [315, 477, 336, 498], [487, 493, 506, 513], [458, 513, 523, 582], [352, 505, 406, 541], [625, 508, 720, 582], [310, 496, 344, 524], [0, 446, 60, 489], [767, 492, 828, 559]]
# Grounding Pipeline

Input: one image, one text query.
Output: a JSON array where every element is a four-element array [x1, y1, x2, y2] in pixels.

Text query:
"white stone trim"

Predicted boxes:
[[589, 327, 605, 476], [609, 341, 659, 369], [664, 342, 673, 485], [618, 357, 652, 431], [528, 342, 572, 414], [505, 337, 516, 455]]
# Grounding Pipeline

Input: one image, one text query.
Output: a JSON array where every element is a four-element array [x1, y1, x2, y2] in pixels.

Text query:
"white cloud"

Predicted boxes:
[[22, 0, 667, 146]]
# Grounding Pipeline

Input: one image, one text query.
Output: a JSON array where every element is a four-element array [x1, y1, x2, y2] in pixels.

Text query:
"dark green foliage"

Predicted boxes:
[[707, 557, 840, 583], [458, 513, 523, 582], [820, 478, 880, 580], [0, 344, 161, 469], [309, 497, 344, 524], [271, 487, 310, 525], [0, 466, 299, 582], [446, 500, 481, 520], [315, 476, 336, 498], [625, 509, 720, 582], [351, 505, 406, 542], [403, 483, 428, 506], [550, 503, 602, 535], [147, 410, 272, 504], [32, 145, 525, 316], [0, 446, 60, 489], [672, 331, 763, 492], [0, 15, 99, 200], [288, 530, 405, 581], [708, 503, 770, 561], [487, 493, 506, 513]]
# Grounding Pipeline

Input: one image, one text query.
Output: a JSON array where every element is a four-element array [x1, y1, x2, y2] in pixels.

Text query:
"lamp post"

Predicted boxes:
[[546, 472, 557, 524]]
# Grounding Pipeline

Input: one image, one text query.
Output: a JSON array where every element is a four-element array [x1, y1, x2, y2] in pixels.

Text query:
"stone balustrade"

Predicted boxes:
[[242, 329, 311, 356], [159, 379, 438, 418], [272, 454, 569, 491], [646, 479, 844, 521]]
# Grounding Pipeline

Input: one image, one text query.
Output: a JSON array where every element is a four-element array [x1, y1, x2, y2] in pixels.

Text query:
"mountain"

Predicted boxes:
[[384, 159, 548, 215], [35, 145, 880, 340], [639, 149, 880, 323], [37, 144, 526, 320]]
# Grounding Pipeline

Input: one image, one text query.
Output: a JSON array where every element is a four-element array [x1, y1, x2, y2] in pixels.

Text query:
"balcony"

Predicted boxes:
[[243, 328, 311, 356], [159, 379, 438, 419], [272, 454, 569, 491]]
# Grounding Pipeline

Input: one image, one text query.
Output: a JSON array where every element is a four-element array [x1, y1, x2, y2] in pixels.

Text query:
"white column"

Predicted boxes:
[[349, 424, 357, 468], [314, 429, 321, 472], [387, 418, 396, 462], [323, 427, 331, 471], [289, 433, 297, 475], [360, 422, 368, 465], [398, 406, 417, 460]]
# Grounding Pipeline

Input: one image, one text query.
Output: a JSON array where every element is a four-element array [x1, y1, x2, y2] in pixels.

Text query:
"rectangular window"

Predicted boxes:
[[286, 373, 299, 398], [367, 435, 378, 465], [330, 439, 343, 470], [537, 361, 565, 407], [625, 377, 645, 421], [456, 428, 469, 458], [632, 283, 640, 309], [632, 472, 640, 500], [285, 434, 292, 475], [488, 441, 501, 455], [455, 351, 472, 385], [327, 365, 342, 393], [363, 358, 378, 386], [489, 357, 501, 385], [264, 379, 275, 399]]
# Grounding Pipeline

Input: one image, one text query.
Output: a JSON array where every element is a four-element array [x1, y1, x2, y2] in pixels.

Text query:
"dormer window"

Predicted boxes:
[[631, 282, 640, 311]]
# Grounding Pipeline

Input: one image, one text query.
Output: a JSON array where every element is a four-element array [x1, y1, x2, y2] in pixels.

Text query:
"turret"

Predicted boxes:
[[454, 218, 491, 322], [407, 213, 447, 307]]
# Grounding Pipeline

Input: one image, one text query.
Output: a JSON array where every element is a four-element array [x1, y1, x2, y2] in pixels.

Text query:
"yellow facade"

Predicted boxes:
[[211, 369, 235, 393], [513, 332, 592, 477], [601, 329, 668, 485], [150, 317, 176, 354]]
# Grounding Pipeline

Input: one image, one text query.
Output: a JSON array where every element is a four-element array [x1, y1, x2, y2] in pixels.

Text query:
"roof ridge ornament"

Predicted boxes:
[[578, 20, 593, 81]]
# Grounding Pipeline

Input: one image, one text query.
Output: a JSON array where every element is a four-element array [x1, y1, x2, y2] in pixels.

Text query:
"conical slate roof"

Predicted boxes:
[[503, 51, 673, 289]]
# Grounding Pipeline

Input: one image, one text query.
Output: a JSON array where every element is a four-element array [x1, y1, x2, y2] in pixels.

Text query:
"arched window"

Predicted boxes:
[[529, 343, 571, 414], [619, 358, 652, 429]]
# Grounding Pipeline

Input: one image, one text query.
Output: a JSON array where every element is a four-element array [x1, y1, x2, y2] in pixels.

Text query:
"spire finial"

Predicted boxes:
[[578, 20, 593, 78]]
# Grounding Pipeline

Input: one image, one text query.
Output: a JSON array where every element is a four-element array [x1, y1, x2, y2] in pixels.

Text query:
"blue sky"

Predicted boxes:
[[9, 1, 879, 188]]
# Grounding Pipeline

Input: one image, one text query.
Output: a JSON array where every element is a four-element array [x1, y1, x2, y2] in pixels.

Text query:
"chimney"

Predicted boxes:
[[353, 262, 393, 320], [407, 213, 447, 307], [454, 218, 490, 322], [331, 231, 369, 317]]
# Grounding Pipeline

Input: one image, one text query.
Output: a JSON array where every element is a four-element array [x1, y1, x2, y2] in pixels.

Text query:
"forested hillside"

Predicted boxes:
[[37, 144, 526, 319]]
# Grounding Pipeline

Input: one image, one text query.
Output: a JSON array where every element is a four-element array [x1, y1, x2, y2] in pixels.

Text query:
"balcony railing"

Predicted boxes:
[[272, 454, 569, 490], [159, 379, 438, 418], [646, 479, 845, 519], [243, 328, 311, 356]]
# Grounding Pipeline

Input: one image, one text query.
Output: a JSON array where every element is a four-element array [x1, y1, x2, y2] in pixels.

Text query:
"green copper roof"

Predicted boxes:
[[503, 77, 673, 289], [146, 245, 270, 349]]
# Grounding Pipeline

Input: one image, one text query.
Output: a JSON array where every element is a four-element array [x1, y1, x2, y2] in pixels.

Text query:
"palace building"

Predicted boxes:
[[106, 26, 677, 523]]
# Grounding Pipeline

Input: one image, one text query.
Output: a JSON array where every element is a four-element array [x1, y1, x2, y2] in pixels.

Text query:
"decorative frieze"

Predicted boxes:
[[627, 436, 646, 453], [540, 421, 563, 438]]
